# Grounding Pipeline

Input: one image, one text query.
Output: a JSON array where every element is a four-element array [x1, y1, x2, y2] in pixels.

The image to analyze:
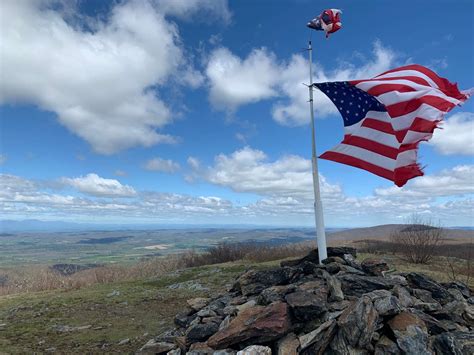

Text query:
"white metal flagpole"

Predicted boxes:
[[307, 40, 328, 263]]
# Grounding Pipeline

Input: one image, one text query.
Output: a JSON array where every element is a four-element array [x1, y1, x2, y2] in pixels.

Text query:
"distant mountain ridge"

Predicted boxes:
[[327, 224, 474, 242]]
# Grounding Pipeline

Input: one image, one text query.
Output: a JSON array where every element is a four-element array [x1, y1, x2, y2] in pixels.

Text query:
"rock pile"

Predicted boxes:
[[139, 247, 474, 354]]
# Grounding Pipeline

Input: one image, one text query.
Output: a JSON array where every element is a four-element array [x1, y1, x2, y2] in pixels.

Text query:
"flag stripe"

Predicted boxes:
[[320, 151, 394, 181], [342, 135, 399, 159], [386, 95, 456, 118]]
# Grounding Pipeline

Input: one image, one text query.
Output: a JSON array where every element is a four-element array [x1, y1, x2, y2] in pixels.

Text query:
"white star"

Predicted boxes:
[[346, 110, 350, 113], [341, 99, 344, 103], [349, 102, 353, 105]]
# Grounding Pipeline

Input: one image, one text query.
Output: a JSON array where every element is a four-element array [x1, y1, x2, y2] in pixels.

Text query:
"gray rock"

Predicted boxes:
[[118, 338, 130, 345], [337, 273, 402, 297], [285, 290, 327, 321], [236, 345, 271, 355], [326, 274, 344, 302], [236, 300, 256, 313], [185, 323, 219, 343], [187, 298, 210, 311], [277, 332, 299, 355], [218, 315, 231, 331], [258, 285, 294, 305], [448, 288, 466, 302], [234, 268, 296, 296], [387, 311, 430, 355], [197, 308, 217, 318], [299, 319, 336, 353], [139, 339, 176, 353], [442, 281, 471, 299], [329, 330, 369, 355], [323, 256, 347, 265], [281, 247, 357, 267], [406, 273, 453, 305], [412, 288, 436, 303], [413, 300, 442, 313], [213, 350, 236, 355], [431, 331, 474, 355], [167, 280, 209, 291], [364, 290, 403, 316], [174, 309, 197, 328], [393, 285, 414, 308], [361, 258, 389, 276], [409, 309, 448, 335], [337, 296, 378, 349], [166, 350, 181, 355], [374, 335, 401, 355]]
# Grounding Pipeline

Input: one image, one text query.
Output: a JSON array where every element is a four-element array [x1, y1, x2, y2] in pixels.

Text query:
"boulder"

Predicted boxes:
[[185, 323, 219, 344], [258, 285, 294, 305], [187, 298, 210, 312], [361, 258, 389, 276], [337, 296, 378, 349], [285, 290, 327, 321], [206, 302, 291, 349], [431, 331, 474, 355], [276, 333, 299, 355], [406, 273, 453, 304], [138, 339, 176, 354], [387, 311, 430, 355], [442, 281, 471, 299], [234, 268, 295, 296], [364, 290, 402, 316], [281, 247, 357, 267], [174, 308, 197, 328], [298, 319, 337, 354], [393, 285, 414, 308], [409, 309, 448, 335], [337, 274, 402, 297], [326, 274, 344, 302], [329, 330, 369, 355], [374, 335, 401, 355], [236, 345, 272, 355]]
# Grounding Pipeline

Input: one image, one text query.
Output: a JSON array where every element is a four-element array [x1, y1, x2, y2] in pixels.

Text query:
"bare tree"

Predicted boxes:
[[390, 215, 444, 264]]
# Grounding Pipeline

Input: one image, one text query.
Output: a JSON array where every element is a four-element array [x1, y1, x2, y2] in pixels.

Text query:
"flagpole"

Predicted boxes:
[[307, 40, 328, 263]]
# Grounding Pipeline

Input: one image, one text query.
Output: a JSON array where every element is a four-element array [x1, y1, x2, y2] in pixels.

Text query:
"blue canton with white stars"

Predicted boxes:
[[314, 81, 387, 127]]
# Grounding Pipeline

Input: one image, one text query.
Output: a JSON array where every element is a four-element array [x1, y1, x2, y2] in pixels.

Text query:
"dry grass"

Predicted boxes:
[[2, 239, 471, 296], [0, 242, 314, 296]]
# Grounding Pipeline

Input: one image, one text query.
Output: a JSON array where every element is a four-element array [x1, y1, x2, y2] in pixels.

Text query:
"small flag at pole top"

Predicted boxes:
[[307, 9, 342, 38], [314, 64, 472, 187]]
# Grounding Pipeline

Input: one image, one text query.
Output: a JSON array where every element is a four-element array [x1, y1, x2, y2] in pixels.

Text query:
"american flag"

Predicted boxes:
[[314, 64, 471, 187]]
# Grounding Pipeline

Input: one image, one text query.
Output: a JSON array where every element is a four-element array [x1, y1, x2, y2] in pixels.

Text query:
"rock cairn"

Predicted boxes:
[[139, 247, 473, 354]]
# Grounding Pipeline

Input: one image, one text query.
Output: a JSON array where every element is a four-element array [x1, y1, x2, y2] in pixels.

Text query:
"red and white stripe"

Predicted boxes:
[[320, 64, 471, 187]]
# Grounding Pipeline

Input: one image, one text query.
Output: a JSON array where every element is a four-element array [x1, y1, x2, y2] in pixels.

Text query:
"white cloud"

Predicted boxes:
[[206, 48, 280, 111], [187, 157, 201, 170], [155, 0, 231, 24], [429, 112, 474, 155], [376, 165, 474, 198], [62, 173, 137, 197], [0, 154, 6, 165], [1, 166, 473, 226], [144, 157, 180, 173], [0, 1, 207, 154], [205, 41, 397, 125], [205, 146, 342, 199]]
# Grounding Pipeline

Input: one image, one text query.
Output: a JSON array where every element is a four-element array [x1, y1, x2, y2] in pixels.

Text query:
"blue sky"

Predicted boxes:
[[0, 0, 473, 227]]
